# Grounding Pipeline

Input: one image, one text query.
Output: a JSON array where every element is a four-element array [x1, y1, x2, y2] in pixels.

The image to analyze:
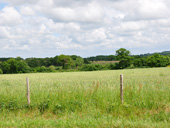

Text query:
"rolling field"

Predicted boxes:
[[91, 60, 119, 64], [0, 67, 170, 127]]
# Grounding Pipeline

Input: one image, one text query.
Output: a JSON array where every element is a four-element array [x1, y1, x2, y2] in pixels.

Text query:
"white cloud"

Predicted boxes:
[[124, 0, 170, 21], [118, 21, 147, 31], [20, 6, 35, 16], [37, 1, 104, 23], [0, 26, 10, 38], [0, 0, 170, 58], [0, 6, 22, 25]]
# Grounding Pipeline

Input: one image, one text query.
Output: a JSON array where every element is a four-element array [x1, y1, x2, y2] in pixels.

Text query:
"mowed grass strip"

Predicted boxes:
[[0, 67, 170, 127]]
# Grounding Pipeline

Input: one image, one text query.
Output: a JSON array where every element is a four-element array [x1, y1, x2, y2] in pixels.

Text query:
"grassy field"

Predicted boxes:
[[0, 67, 170, 127], [91, 60, 119, 64]]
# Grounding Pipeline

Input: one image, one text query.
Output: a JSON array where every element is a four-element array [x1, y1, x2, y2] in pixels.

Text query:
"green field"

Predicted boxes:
[[91, 60, 119, 64], [0, 68, 170, 127]]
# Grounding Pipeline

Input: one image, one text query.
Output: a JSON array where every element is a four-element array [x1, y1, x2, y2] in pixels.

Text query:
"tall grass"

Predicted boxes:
[[0, 67, 170, 127]]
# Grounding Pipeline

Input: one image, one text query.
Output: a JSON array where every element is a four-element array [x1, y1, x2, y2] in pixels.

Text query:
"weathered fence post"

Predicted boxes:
[[120, 74, 123, 104], [26, 77, 30, 105]]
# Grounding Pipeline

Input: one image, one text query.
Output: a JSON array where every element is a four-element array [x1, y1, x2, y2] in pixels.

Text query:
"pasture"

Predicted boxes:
[[91, 60, 119, 65], [0, 67, 170, 127]]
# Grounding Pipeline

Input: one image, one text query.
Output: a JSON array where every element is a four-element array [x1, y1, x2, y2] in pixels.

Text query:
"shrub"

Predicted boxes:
[[80, 64, 105, 71], [80, 64, 97, 71], [35, 66, 47, 72], [0, 69, 3, 74], [48, 65, 56, 72], [2, 58, 30, 74], [108, 63, 119, 70]]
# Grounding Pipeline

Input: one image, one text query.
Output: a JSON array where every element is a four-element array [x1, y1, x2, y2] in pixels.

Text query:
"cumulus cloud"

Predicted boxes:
[[0, 6, 22, 25], [20, 6, 35, 16], [0, 0, 170, 58], [37, 1, 105, 23], [125, 0, 170, 20]]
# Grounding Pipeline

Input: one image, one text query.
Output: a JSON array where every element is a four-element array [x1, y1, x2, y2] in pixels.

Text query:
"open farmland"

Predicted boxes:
[[91, 60, 119, 65], [0, 68, 170, 127]]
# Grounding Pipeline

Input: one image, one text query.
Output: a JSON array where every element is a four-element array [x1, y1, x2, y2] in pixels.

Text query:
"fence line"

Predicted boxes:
[[26, 77, 30, 105], [25, 75, 124, 105], [120, 74, 123, 104]]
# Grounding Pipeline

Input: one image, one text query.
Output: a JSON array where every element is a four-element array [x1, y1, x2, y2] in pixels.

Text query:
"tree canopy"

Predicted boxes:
[[115, 48, 133, 69], [57, 55, 75, 69], [0, 49, 170, 74]]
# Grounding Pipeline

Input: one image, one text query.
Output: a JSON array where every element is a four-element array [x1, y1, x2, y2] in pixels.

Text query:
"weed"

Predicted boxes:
[[38, 99, 50, 114]]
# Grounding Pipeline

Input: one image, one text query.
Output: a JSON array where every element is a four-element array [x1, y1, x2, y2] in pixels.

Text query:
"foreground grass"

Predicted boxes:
[[0, 67, 170, 127]]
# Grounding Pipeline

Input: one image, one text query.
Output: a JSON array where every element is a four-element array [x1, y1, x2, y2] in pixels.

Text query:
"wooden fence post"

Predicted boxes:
[[26, 77, 30, 105], [120, 74, 123, 104]]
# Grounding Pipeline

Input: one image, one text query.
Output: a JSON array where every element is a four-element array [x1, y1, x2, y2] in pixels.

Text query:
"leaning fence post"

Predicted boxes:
[[120, 74, 123, 104], [26, 77, 30, 105]]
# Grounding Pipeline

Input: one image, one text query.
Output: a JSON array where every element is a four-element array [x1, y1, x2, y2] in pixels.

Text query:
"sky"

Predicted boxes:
[[0, 0, 170, 58]]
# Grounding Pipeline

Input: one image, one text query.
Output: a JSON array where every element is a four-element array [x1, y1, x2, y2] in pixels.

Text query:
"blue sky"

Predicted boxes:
[[0, 3, 6, 9], [0, 0, 170, 58]]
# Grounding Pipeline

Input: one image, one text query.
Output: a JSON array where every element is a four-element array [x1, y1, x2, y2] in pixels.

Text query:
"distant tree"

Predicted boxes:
[[70, 55, 78, 60], [75, 57, 84, 67], [1, 61, 10, 73], [35, 66, 47, 72], [48, 65, 56, 72], [16, 57, 24, 61], [0, 69, 3, 74], [86, 55, 113, 61], [53, 56, 59, 66], [96, 55, 108, 61], [84, 58, 90, 64], [0, 61, 2, 68], [116, 48, 130, 60], [115, 48, 132, 69], [57, 55, 75, 69], [147, 53, 170, 67], [25, 58, 41, 67], [107, 55, 115, 61], [0, 58, 11, 62], [2, 58, 30, 74]]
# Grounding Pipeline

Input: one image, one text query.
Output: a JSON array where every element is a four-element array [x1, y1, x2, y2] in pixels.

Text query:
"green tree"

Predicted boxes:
[[16, 57, 24, 61], [48, 65, 56, 72], [116, 48, 130, 60], [84, 58, 90, 64], [0, 69, 3, 74], [35, 66, 47, 72], [75, 57, 84, 67], [2, 58, 30, 74], [107, 55, 115, 61], [147, 53, 170, 67], [70, 55, 78, 60], [57, 55, 75, 69], [115, 48, 132, 69]]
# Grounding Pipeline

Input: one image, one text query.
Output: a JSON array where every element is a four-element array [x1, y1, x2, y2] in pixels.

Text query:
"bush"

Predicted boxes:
[[80, 64, 97, 71], [1, 58, 30, 74], [0, 69, 3, 74], [80, 64, 105, 71], [48, 65, 56, 72], [35, 66, 47, 72], [108, 63, 119, 70], [125, 64, 135, 69]]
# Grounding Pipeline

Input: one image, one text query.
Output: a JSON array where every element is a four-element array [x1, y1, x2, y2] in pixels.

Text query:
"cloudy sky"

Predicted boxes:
[[0, 0, 170, 58]]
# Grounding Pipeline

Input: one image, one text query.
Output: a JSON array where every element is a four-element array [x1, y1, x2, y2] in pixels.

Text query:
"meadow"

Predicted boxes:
[[0, 67, 170, 127], [91, 60, 119, 65]]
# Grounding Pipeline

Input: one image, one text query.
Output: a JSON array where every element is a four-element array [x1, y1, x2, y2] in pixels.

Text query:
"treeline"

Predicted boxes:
[[0, 55, 89, 74], [85, 51, 170, 61], [85, 55, 115, 61], [138, 51, 170, 57], [0, 48, 170, 74]]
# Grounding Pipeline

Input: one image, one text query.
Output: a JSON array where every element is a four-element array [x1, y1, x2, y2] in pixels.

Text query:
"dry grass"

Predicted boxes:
[[91, 61, 119, 64]]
